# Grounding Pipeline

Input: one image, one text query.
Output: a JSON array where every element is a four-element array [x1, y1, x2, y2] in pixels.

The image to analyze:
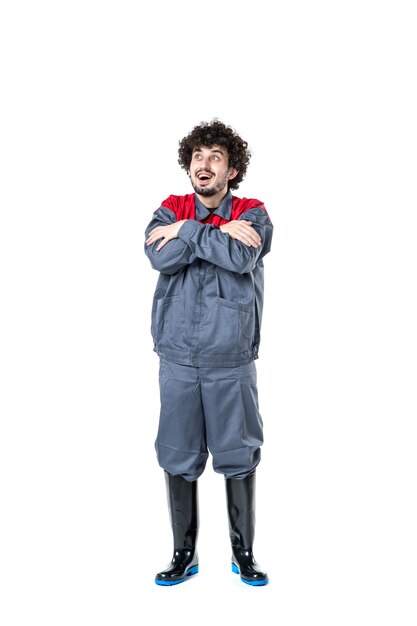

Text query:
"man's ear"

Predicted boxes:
[[228, 168, 238, 181]]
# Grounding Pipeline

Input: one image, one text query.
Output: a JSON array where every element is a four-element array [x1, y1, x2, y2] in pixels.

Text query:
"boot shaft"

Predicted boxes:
[[165, 471, 199, 549], [225, 472, 256, 549]]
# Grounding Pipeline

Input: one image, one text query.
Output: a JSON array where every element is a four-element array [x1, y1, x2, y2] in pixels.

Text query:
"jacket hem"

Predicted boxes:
[[153, 345, 259, 367]]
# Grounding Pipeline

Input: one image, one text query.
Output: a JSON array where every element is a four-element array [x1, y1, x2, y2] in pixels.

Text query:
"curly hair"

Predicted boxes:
[[178, 119, 251, 190]]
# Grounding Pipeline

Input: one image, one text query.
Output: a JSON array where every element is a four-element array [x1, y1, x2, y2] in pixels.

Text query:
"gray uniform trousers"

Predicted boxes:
[[155, 358, 264, 482]]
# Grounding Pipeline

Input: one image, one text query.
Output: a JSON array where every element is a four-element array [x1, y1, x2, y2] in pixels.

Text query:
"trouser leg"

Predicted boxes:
[[201, 361, 264, 478], [155, 360, 208, 481]]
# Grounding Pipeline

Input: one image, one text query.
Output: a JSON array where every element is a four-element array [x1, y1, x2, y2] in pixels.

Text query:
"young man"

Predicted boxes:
[[144, 119, 273, 586]]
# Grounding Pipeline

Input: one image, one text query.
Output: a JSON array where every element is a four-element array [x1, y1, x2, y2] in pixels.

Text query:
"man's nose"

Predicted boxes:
[[199, 157, 210, 170]]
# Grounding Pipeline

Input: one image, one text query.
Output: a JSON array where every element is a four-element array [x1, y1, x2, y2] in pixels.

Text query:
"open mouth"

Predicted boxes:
[[196, 171, 213, 186]]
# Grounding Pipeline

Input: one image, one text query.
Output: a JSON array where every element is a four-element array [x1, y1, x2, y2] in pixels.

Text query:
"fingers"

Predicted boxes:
[[155, 238, 168, 251], [145, 228, 159, 245], [146, 227, 166, 246], [241, 225, 261, 247], [146, 221, 183, 247], [222, 222, 262, 247], [146, 231, 168, 251]]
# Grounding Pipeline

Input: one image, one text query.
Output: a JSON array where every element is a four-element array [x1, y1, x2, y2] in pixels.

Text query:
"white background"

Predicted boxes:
[[1, 1, 416, 624]]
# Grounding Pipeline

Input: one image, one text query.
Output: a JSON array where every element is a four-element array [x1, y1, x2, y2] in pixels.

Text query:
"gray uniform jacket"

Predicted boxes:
[[144, 190, 273, 367]]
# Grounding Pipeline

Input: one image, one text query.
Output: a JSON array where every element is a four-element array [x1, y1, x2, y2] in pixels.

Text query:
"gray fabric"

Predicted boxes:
[[144, 191, 273, 367], [155, 359, 264, 481]]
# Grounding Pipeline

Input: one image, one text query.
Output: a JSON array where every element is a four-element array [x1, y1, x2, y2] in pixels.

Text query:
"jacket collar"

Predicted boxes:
[[194, 190, 233, 221]]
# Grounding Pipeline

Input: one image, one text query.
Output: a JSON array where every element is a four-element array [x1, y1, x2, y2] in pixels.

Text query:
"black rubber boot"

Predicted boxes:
[[155, 471, 199, 586], [225, 472, 269, 586]]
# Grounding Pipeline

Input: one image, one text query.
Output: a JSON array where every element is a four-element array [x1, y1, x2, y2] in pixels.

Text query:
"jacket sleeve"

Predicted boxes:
[[177, 206, 273, 274], [144, 207, 197, 275]]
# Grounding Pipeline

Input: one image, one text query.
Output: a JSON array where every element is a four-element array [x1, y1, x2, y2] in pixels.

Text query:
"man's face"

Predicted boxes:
[[188, 145, 237, 197]]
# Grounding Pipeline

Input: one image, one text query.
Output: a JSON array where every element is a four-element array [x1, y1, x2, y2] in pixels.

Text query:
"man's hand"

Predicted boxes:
[[220, 220, 262, 248], [146, 220, 187, 251]]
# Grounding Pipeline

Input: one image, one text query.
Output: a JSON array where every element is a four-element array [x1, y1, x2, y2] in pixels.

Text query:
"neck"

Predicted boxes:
[[195, 188, 229, 209]]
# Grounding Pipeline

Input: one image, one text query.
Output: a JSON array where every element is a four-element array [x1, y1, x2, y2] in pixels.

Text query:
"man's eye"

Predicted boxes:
[[211, 155, 220, 160]]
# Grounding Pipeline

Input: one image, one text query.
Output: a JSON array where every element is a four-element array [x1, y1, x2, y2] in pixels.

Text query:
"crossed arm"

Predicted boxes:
[[144, 207, 273, 275], [146, 219, 261, 251]]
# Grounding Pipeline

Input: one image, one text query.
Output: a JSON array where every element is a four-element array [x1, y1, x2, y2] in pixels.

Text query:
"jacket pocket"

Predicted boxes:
[[210, 297, 255, 352], [238, 304, 256, 340], [153, 295, 184, 347]]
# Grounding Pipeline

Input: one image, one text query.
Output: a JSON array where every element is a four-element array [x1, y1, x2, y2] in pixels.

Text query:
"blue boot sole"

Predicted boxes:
[[232, 562, 269, 586], [155, 564, 199, 586]]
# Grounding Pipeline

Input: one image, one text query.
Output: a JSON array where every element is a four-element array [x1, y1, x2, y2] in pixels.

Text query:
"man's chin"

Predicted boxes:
[[193, 184, 216, 197]]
